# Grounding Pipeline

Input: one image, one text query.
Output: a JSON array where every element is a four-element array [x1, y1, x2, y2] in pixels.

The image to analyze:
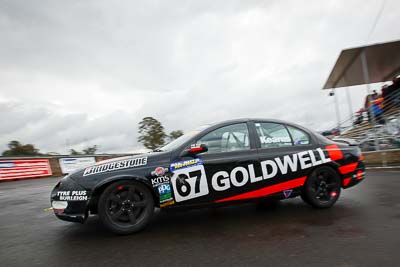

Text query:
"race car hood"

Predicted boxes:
[[68, 151, 172, 190]]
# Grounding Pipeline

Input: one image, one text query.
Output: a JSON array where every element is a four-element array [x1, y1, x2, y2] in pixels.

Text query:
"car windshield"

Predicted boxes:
[[158, 125, 210, 152]]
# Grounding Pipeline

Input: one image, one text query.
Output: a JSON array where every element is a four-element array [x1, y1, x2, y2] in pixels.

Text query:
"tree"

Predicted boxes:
[[82, 145, 98, 155], [69, 149, 81, 155], [69, 145, 98, 155], [2, 140, 41, 156], [169, 130, 184, 140], [138, 117, 167, 149]]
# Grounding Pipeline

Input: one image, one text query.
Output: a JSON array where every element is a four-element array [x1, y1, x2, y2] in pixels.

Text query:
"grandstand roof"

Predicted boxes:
[[323, 39, 400, 89]]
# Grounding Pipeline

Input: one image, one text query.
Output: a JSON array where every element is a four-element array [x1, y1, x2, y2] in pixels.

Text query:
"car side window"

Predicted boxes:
[[194, 123, 250, 154], [255, 122, 293, 148], [287, 126, 311, 145]]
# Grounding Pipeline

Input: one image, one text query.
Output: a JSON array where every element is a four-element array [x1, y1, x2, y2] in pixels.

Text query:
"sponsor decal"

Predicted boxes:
[[151, 166, 168, 177], [56, 191, 88, 201], [160, 199, 175, 207], [150, 176, 174, 205], [211, 148, 330, 192], [170, 159, 208, 202], [169, 148, 330, 203], [158, 183, 173, 203], [260, 136, 291, 144], [0, 159, 52, 180], [151, 176, 170, 187], [283, 189, 293, 198], [83, 156, 147, 176], [170, 158, 202, 172]]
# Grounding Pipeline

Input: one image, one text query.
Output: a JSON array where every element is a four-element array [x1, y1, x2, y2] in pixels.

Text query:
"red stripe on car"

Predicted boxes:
[[325, 144, 343, 161], [338, 162, 358, 174], [215, 176, 307, 203], [343, 177, 351, 186]]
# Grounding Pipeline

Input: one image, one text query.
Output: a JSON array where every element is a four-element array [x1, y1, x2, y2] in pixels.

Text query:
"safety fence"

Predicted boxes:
[[328, 89, 400, 151]]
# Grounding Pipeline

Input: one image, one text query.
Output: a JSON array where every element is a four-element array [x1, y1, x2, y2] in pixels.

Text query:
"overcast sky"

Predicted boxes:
[[1, 0, 399, 154]]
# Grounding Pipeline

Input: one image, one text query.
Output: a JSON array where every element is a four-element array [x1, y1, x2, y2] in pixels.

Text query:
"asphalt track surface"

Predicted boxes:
[[1, 170, 400, 267]]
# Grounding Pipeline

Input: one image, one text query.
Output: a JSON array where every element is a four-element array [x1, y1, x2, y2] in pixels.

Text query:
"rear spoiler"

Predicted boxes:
[[332, 138, 359, 146]]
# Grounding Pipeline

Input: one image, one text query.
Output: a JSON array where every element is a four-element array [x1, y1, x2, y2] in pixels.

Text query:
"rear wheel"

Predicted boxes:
[[302, 166, 341, 209], [98, 180, 154, 234]]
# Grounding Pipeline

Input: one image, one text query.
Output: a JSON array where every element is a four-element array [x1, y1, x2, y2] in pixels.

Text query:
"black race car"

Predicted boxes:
[[51, 119, 365, 234]]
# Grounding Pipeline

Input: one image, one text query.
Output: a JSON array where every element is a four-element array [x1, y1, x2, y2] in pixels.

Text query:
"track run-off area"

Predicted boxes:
[[1, 170, 399, 267]]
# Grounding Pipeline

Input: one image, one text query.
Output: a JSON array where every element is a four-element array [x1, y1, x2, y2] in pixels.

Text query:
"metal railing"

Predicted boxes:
[[327, 89, 400, 151]]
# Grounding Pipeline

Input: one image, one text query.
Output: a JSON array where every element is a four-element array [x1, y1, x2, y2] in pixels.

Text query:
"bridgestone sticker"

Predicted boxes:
[[83, 157, 147, 176], [57, 191, 88, 201]]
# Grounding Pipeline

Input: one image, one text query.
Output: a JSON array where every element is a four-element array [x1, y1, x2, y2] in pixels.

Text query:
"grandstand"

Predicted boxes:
[[323, 40, 400, 152]]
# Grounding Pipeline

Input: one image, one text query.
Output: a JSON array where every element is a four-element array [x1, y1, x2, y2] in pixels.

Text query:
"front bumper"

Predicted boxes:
[[50, 176, 91, 223]]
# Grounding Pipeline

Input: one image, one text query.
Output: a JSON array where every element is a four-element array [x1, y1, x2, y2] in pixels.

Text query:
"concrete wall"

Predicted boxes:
[[363, 149, 400, 167]]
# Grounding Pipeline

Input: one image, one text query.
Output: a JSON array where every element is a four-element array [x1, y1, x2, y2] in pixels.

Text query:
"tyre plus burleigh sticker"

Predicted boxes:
[[56, 191, 88, 201]]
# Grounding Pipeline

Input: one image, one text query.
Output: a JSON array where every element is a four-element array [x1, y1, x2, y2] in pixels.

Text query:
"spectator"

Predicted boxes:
[[371, 93, 384, 124], [353, 108, 365, 125]]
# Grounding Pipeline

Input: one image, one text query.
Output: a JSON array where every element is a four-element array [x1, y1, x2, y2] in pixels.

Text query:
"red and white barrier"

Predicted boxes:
[[0, 159, 52, 180]]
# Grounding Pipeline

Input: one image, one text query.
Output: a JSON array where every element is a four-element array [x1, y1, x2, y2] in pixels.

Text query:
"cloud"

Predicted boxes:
[[0, 0, 399, 153]]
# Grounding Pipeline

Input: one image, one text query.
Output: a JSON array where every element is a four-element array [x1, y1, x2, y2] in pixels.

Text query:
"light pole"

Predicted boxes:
[[329, 89, 341, 131]]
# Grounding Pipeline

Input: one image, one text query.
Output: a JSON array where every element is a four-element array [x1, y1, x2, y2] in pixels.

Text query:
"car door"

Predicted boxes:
[[170, 122, 259, 206], [253, 121, 321, 190]]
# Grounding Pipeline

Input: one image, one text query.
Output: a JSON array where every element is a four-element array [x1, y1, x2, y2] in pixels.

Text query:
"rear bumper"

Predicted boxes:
[[342, 161, 366, 188], [50, 176, 90, 223]]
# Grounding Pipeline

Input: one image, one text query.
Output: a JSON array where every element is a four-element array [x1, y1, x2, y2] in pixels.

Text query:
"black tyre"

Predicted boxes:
[[302, 166, 341, 209], [98, 180, 154, 234]]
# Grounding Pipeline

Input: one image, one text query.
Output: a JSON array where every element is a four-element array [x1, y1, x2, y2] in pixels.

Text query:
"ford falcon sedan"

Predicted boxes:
[[51, 118, 365, 234]]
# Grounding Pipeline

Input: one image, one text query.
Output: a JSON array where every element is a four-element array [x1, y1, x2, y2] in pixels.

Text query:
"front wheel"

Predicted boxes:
[[98, 180, 154, 234], [301, 166, 341, 209]]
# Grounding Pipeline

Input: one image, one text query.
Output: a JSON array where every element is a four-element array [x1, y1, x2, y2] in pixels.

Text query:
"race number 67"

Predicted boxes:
[[171, 165, 209, 202]]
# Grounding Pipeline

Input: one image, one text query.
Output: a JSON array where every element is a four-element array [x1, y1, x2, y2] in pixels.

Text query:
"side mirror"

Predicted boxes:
[[181, 144, 208, 157]]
